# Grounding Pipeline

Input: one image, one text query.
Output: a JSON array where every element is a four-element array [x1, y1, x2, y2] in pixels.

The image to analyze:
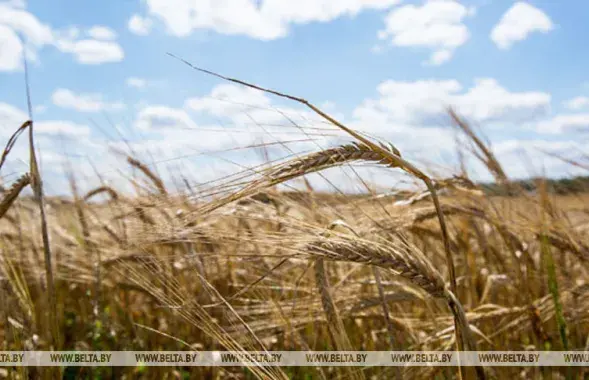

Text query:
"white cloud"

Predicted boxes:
[[185, 83, 272, 116], [457, 78, 550, 122], [53, 24, 124, 64], [347, 77, 558, 178], [0, 2, 54, 70], [51, 88, 125, 112], [126, 77, 149, 89], [354, 79, 461, 124], [184, 83, 324, 131], [137, 0, 400, 39], [128, 14, 153, 36], [0, 1, 124, 68], [182, 84, 342, 158], [55, 38, 124, 64], [87, 25, 117, 40], [353, 78, 550, 126], [0, 102, 28, 138], [493, 139, 587, 179], [131, 106, 244, 152], [35, 120, 90, 137], [134, 106, 198, 130], [378, 0, 474, 65], [491, 2, 553, 49], [0, 3, 53, 46], [535, 114, 589, 134], [564, 96, 589, 111], [0, 24, 23, 71]]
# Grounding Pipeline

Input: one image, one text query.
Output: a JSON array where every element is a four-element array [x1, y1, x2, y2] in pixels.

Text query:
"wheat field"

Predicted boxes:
[[0, 72, 588, 380]]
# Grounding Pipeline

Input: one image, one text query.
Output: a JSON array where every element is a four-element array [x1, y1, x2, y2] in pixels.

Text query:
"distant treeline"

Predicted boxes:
[[481, 176, 589, 196]]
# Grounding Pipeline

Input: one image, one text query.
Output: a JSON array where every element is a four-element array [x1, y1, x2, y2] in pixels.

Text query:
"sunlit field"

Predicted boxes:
[[1, 72, 588, 379]]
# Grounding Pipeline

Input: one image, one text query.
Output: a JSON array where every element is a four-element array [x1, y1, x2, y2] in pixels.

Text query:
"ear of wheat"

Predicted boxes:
[[304, 234, 486, 378], [84, 186, 120, 202], [305, 235, 446, 298], [269, 142, 400, 182], [0, 173, 31, 219], [202, 142, 402, 215], [127, 156, 167, 195]]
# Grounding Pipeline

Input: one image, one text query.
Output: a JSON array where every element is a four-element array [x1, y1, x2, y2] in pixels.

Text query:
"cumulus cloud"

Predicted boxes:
[[186, 83, 271, 115], [52, 24, 124, 65], [130, 84, 333, 157], [378, 0, 474, 65], [535, 114, 589, 134], [135, 0, 400, 39], [128, 14, 153, 36], [0, 2, 54, 70], [353, 77, 550, 127], [87, 25, 117, 40], [134, 106, 198, 130], [491, 2, 553, 49], [564, 96, 589, 111], [0, 102, 28, 137], [131, 105, 252, 152], [0, 2, 125, 68], [55, 38, 124, 64], [457, 79, 550, 122], [51, 88, 125, 112], [184, 83, 320, 127], [493, 139, 587, 179], [347, 76, 558, 175], [0, 25, 23, 71], [0, 3, 53, 46], [35, 120, 91, 137]]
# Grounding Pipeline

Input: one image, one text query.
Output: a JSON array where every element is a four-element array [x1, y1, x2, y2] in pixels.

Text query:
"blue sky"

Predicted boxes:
[[1, 0, 589, 194]]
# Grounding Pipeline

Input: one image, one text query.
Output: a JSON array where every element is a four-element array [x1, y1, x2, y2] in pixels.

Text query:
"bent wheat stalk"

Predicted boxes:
[[0, 173, 30, 219], [306, 236, 446, 298], [172, 56, 457, 295], [127, 156, 167, 195], [84, 186, 120, 202], [305, 235, 486, 379], [449, 108, 508, 185], [171, 56, 466, 374]]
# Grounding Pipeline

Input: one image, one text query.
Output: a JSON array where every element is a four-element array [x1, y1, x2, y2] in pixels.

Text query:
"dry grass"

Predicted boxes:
[[1, 185, 588, 378]]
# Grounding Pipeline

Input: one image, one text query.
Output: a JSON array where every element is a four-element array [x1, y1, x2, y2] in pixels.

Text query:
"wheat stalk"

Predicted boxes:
[[306, 236, 445, 297], [270, 142, 399, 181], [127, 156, 167, 195], [0, 174, 30, 219], [304, 235, 486, 379], [202, 143, 401, 216], [449, 108, 508, 185], [173, 58, 457, 296], [165, 56, 480, 377], [84, 186, 120, 202]]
